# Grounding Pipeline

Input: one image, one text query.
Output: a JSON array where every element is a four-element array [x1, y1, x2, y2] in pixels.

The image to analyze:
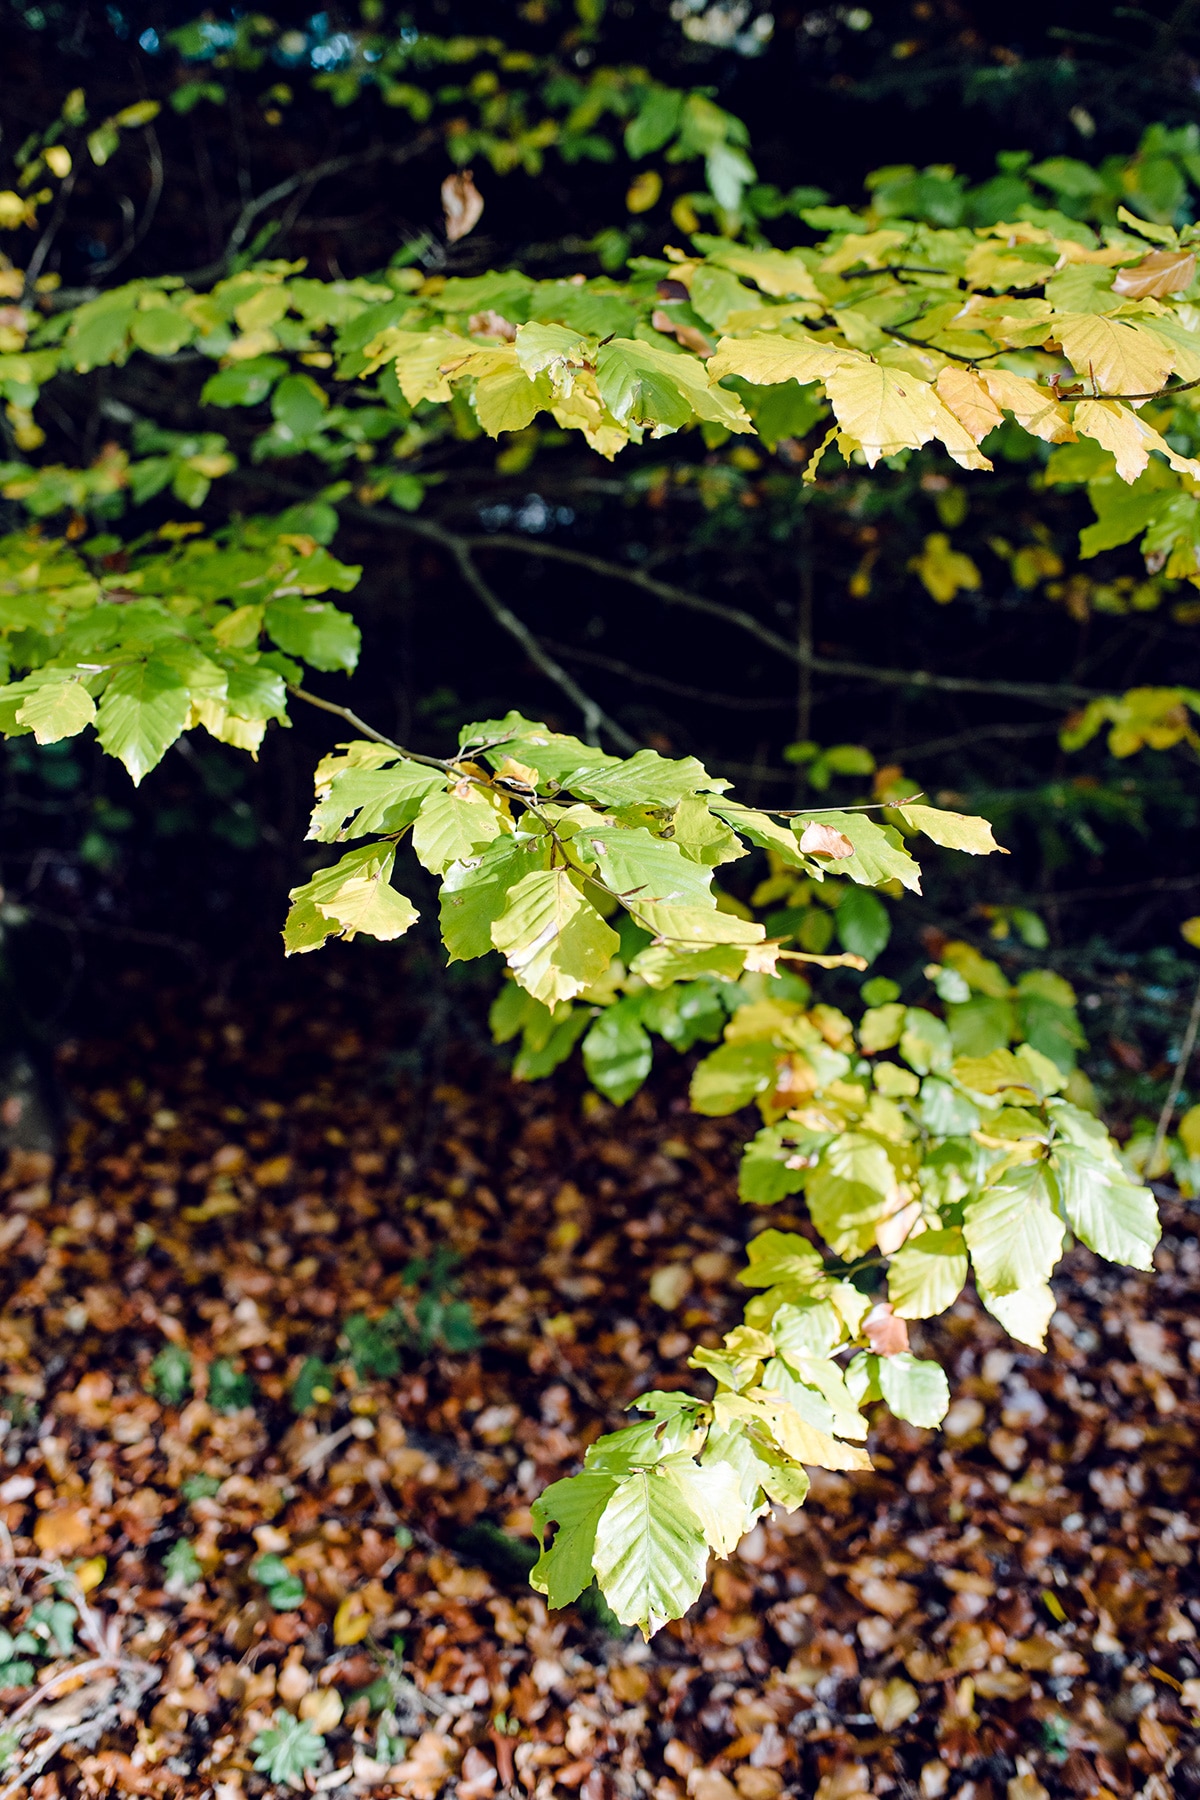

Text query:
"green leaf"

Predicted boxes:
[[264, 597, 360, 673], [530, 1470, 618, 1610], [737, 1124, 811, 1204], [284, 845, 418, 953], [662, 1457, 748, 1557], [772, 1298, 842, 1358], [309, 760, 444, 841], [440, 833, 551, 962], [148, 1342, 192, 1405], [739, 1228, 825, 1290], [572, 748, 726, 808], [96, 656, 191, 785], [712, 799, 809, 867], [633, 902, 764, 947], [978, 1282, 1056, 1350], [595, 338, 750, 436], [946, 995, 1014, 1059], [900, 1007, 953, 1076], [208, 1359, 254, 1411], [580, 824, 715, 907], [876, 1352, 950, 1428], [15, 675, 95, 745], [592, 1465, 710, 1638], [252, 1711, 325, 1784], [491, 869, 619, 1007], [806, 1134, 894, 1258], [800, 811, 921, 891], [411, 787, 504, 875], [582, 997, 654, 1104], [640, 981, 727, 1051], [671, 794, 746, 867], [689, 1040, 780, 1115], [202, 357, 287, 407], [1051, 1143, 1159, 1271], [963, 1161, 1065, 1298], [272, 373, 329, 439], [887, 1228, 969, 1318], [835, 885, 890, 963], [163, 1537, 202, 1587], [513, 1005, 590, 1080]]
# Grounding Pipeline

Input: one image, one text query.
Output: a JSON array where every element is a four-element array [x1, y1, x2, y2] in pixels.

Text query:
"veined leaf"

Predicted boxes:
[[897, 803, 1006, 856], [264, 597, 360, 673], [634, 902, 764, 947], [95, 656, 191, 785], [308, 761, 444, 841], [979, 1282, 1056, 1350], [14, 674, 95, 744], [592, 1465, 710, 1637], [571, 748, 725, 807], [690, 1040, 780, 1115], [963, 1161, 1065, 1297], [581, 824, 714, 907], [887, 1228, 969, 1319], [412, 786, 505, 874], [824, 362, 942, 466], [530, 1470, 617, 1609], [283, 844, 418, 953], [799, 811, 921, 892], [707, 331, 858, 388], [1051, 1142, 1159, 1270], [440, 833, 551, 962], [491, 868, 619, 1006], [661, 1456, 748, 1557], [876, 1352, 950, 1428], [1054, 313, 1174, 399], [740, 1228, 825, 1290]]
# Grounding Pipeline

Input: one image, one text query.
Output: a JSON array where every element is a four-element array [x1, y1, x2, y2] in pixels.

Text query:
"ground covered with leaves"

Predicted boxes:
[[1, 975, 1199, 1800]]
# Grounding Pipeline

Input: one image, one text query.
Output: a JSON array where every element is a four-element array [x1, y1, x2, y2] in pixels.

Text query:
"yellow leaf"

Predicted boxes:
[[820, 227, 909, 276], [1054, 313, 1174, 401], [869, 1676, 920, 1731], [823, 362, 941, 466], [333, 1592, 372, 1647], [74, 1556, 107, 1594], [705, 244, 822, 301], [299, 1688, 345, 1731], [626, 170, 662, 213], [982, 370, 1076, 444], [1181, 919, 1200, 950], [707, 331, 858, 389], [35, 1505, 93, 1556], [1179, 1101, 1200, 1154], [1072, 398, 1200, 483], [908, 532, 982, 603], [747, 1387, 874, 1472], [935, 366, 1004, 443]]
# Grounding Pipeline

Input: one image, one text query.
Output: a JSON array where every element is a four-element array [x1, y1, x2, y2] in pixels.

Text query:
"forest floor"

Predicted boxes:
[[0, 977, 1198, 1800]]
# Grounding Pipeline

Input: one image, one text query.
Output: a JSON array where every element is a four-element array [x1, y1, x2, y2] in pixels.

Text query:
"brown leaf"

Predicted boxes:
[[442, 170, 484, 242], [1112, 248, 1196, 299], [863, 1303, 909, 1357], [798, 821, 854, 859], [34, 1503, 93, 1556], [651, 309, 713, 356], [868, 1676, 920, 1731], [468, 311, 517, 342]]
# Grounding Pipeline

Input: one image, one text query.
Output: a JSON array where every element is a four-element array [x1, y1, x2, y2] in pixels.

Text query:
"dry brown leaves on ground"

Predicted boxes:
[[0, 986, 1199, 1800]]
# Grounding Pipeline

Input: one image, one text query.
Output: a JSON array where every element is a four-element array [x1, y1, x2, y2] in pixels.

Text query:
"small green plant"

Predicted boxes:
[[291, 1356, 338, 1414], [250, 1554, 306, 1611], [0, 1627, 38, 1688], [180, 1474, 223, 1502], [251, 1710, 326, 1783], [208, 1358, 254, 1411], [25, 1600, 75, 1656], [148, 1344, 193, 1405], [162, 1539, 202, 1590], [0, 1728, 19, 1771]]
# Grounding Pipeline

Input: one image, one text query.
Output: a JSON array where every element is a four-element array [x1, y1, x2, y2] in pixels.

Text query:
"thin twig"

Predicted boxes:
[[88, 129, 165, 279], [187, 133, 439, 282], [331, 502, 1104, 709], [540, 640, 791, 709], [1151, 969, 1200, 1173]]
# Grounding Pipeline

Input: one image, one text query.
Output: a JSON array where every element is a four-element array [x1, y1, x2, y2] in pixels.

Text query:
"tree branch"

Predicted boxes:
[[186, 132, 440, 282]]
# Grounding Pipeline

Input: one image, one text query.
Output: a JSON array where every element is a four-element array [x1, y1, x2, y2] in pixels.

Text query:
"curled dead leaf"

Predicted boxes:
[[863, 1302, 909, 1357], [1113, 248, 1196, 299], [442, 170, 484, 243], [798, 821, 854, 859], [651, 309, 713, 356]]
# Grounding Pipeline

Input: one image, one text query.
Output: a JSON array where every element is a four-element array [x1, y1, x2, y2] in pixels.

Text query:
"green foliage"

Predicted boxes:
[[250, 1554, 307, 1611], [162, 1538, 202, 1589], [147, 1343, 192, 1405], [208, 1359, 254, 1411], [251, 1710, 326, 1783], [0, 78, 1181, 1646]]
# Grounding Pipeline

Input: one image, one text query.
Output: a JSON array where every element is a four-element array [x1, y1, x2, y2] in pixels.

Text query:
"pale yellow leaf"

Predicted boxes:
[[707, 331, 858, 389], [1054, 312, 1174, 401], [934, 366, 1004, 443], [1073, 397, 1200, 483], [982, 370, 1076, 444], [823, 362, 941, 466]]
